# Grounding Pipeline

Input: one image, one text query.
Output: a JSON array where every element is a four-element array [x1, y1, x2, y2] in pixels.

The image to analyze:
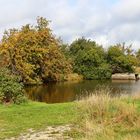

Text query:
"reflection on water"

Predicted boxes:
[[25, 80, 140, 103]]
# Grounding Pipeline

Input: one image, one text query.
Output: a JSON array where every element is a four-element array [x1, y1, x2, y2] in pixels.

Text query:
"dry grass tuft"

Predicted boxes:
[[76, 88, 140, 140]]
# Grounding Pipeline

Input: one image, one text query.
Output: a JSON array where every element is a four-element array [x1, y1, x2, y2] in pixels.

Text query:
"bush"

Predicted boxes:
[[69, 38, 112, 80], [64, 73, 83, 81], [0, 68, 27, 104], [77, 63, 112, 80], [107, 45, 137, 73]]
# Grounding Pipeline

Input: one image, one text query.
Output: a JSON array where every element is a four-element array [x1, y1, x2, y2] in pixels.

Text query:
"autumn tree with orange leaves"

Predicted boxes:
[[0, 17, 72, 84]]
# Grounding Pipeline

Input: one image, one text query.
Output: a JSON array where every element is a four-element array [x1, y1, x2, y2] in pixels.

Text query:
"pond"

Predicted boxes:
[[25, 80, 140, 103]]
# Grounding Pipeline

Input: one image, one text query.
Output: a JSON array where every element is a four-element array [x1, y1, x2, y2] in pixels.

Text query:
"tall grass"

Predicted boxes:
[[76, 88, 140, 140]]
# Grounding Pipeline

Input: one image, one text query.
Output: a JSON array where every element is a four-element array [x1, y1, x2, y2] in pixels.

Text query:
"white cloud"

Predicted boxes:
[[113, 0, 140, 22], [0, 0, 140, 49]]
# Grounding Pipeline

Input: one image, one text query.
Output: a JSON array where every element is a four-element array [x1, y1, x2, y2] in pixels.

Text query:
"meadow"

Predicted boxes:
[[0, 89, 140, 140]]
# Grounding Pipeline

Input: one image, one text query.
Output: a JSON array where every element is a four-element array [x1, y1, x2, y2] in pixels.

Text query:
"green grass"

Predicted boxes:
[[0, 101, 76, 139], [0, 95, 140, 140]]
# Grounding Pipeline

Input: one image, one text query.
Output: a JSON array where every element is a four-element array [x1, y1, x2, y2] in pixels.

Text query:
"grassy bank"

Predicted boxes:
[[0, 102, 76, 139], [0, 93, 140, 140], [75, 89, 140, 140]]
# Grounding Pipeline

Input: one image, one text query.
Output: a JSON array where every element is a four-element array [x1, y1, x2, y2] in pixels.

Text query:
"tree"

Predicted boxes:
[[0, 17, 72, 84], [136, 49, 140, 66], [107, 44, 137, 73], [69, 38, 112, 79]]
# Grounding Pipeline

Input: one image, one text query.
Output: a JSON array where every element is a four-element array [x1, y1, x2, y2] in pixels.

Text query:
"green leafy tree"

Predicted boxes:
[[107, 44, 137, 73], [69, 38, 112, 79], [136, 49, 140, 66]]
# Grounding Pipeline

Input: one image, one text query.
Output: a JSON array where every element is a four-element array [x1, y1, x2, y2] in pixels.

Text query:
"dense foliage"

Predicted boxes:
[[66, 39, 138, 79], [69, 38, 112, 79], [136, 49, 140, 66], [0, 17, 139, 83], [107, 44, 137, 73], [0, 68, 27, 104], [0, 17, 139, 105], [0, 17, 72, 84]]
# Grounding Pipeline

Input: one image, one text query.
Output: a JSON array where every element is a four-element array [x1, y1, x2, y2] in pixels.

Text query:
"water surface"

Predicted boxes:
[[25, 80, 140, 103]]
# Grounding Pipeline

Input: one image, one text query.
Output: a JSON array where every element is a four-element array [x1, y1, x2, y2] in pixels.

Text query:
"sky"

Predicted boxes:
[[0, 0, 140, 49]]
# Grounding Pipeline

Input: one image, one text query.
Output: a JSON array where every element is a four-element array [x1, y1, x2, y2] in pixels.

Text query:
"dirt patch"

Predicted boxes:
[[5, 125, 73, 140]]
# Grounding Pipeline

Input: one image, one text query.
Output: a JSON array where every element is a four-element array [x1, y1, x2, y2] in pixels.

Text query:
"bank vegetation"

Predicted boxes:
[[0, 88, 140, 140], [0, 17, 140, 85]]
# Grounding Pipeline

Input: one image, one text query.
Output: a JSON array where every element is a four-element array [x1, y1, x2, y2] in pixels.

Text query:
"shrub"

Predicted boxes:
[[64, 73, 83, 81], [107, 45, 137, 73], [0, 68, 27, 104], [69, 38, 112, 80]]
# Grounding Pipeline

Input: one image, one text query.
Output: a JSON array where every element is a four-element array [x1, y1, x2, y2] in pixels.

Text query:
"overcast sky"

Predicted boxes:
[[0, 0, 140, 49]]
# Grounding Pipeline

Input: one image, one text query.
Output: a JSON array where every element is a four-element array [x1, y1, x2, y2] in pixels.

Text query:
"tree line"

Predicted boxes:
[[1, 17, 140, 104], [0, 17, 140, 84]]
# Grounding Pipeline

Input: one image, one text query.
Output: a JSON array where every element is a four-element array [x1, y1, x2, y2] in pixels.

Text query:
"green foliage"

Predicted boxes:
[[0, 17, 138, 82], [0, 68, 27, 104], [69, 38, 112, 79], [136, 49, 140, 66], [107, 44, 138, 73], [0, 17, 72, 84]]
